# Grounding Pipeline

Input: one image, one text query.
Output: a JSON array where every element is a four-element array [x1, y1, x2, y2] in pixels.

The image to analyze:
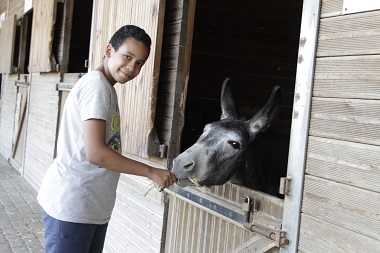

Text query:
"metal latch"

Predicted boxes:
[[241, 196, 289, 247]]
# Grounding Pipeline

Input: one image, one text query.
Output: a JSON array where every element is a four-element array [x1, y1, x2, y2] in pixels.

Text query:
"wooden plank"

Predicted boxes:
[[299, 214, 380, 253], [0, 15, 16, 73], [303, 175, 380, 241], [104, 225, 150, 253], [309, 97, 380, 145], [307, 136, 380, 193], [313, 78, 380, 99], [59, 0, 74, 74], [318, 10, 380, 56], [320, 0, 343, 17], [28, 0, 58, 72], [311, 97, 380, 124], [309, 118, 380, 145], [315, 55, 380, 80]]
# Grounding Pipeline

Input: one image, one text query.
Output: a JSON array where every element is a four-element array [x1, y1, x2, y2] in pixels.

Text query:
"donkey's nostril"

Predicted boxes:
[[184, 161, 194, 170]]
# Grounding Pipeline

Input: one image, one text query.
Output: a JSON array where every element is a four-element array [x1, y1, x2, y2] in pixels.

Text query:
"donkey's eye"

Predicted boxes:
[[228, 140, 240, 149]]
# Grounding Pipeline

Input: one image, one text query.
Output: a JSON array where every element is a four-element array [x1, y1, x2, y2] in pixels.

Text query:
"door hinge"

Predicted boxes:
[[159, 144, 167, 158], [241, 196, 289, 248], [279, 177, 291, 196]]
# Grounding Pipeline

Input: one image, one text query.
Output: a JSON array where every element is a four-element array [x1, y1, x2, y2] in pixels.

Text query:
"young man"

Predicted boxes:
[[37, 25, 177, 253]]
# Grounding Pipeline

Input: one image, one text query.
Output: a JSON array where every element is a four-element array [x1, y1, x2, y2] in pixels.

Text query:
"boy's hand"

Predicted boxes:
[[149, 167, 177, 191]]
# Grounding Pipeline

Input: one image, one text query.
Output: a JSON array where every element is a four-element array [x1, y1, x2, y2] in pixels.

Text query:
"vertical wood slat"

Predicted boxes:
[[89, 0, 165, 158], [0, 15, 16, 73], [28, 0, 58, 72], [165, 193, 279, 253]]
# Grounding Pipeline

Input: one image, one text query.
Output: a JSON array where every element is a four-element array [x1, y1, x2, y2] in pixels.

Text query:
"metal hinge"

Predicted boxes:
[[159, 144, 167, 158], [279, 177, 291, 196], [241, 196, 289, 248]]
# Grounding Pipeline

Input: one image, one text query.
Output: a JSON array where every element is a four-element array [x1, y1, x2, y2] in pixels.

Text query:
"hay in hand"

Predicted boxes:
[[143, 181, 161, 197]]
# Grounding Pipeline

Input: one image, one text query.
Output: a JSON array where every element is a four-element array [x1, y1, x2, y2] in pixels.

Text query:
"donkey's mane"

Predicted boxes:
[[237, 106, 259, 120]]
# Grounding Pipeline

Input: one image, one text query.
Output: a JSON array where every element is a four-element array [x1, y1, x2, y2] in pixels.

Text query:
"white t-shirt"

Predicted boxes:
[[37, 71, 121, 224]]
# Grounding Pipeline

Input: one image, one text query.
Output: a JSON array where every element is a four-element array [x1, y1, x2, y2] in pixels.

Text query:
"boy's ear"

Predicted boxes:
[[105, 44, 113, 58]]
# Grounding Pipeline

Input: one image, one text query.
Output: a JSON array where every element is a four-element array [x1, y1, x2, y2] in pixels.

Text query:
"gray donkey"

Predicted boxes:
[[172, 78, 287, 197]]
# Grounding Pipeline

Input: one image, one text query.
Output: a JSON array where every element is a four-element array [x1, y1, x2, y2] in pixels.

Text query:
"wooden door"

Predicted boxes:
[[89, 0, 165, 159], [11, 82, 29, 172], [165, 184, 284, 252]]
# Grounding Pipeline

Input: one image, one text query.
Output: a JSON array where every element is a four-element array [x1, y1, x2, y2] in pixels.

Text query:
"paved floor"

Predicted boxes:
[[0, 156, 44, 253]]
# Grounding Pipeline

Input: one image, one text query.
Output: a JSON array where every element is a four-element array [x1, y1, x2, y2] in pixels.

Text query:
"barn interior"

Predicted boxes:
[[179, 0, 304, 194]]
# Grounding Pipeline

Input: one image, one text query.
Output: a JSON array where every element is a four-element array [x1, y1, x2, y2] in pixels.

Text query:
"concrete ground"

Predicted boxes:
[[0, 155, 44, 253]]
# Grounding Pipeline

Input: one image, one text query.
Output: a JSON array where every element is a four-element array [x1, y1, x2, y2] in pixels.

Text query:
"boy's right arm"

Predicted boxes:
[[82, 118, 177, 190]]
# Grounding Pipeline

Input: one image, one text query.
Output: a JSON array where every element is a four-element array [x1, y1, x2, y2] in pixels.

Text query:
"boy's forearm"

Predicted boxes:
[[87, 145, 153, 179]]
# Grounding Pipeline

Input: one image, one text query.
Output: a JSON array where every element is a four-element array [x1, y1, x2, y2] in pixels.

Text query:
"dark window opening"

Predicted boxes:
[[52, 0, 93, 73], [13, 23, 21, 70], [23, 12, 33, 74], [68, 0, 93, 73], [179, 0, 304, 197], [52, 2, 64, 68], [13, 11, 33, 74]]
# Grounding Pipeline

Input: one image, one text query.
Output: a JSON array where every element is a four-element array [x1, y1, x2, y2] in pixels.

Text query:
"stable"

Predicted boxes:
[[0, 0, 379, 252]]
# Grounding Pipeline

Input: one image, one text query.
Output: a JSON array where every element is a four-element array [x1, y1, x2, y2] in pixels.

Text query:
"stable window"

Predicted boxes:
[[16, 11, 33, 74], [0, 11, 32, 75], [29, 0, 93, 74]]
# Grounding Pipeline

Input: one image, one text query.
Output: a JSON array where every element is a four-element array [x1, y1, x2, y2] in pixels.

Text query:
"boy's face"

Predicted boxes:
[[105, 37, 150, 84]]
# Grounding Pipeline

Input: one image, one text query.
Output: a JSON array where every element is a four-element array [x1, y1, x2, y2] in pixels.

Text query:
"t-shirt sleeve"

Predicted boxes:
[[76, 78, 111, 122]]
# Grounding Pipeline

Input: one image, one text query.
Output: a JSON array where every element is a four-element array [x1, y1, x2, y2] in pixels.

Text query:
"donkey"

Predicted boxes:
[[172, 78, 287, 197]]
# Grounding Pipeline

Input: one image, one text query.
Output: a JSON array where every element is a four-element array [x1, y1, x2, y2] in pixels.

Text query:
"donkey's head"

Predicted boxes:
[[172, 78, 282, 188]]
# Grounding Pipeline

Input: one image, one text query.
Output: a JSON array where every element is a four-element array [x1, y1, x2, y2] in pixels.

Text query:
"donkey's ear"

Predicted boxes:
[[221, 78, 238, 120], [248, 85, 282, 134]]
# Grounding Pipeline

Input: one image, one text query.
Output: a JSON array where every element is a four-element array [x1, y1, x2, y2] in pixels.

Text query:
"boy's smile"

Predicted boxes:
[[103, 37, 150, 85]]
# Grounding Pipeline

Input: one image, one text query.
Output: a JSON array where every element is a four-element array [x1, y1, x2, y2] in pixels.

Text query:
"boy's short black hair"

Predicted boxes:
[[109, 25, 152, 51]]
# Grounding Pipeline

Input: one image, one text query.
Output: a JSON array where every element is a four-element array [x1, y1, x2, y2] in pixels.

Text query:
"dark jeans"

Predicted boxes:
[[42, 210, 108, 253]]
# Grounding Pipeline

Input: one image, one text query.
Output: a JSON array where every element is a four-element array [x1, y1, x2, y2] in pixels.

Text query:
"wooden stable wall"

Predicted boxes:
[[298, 0, 380, 251], [0, 0, 172, 252]]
